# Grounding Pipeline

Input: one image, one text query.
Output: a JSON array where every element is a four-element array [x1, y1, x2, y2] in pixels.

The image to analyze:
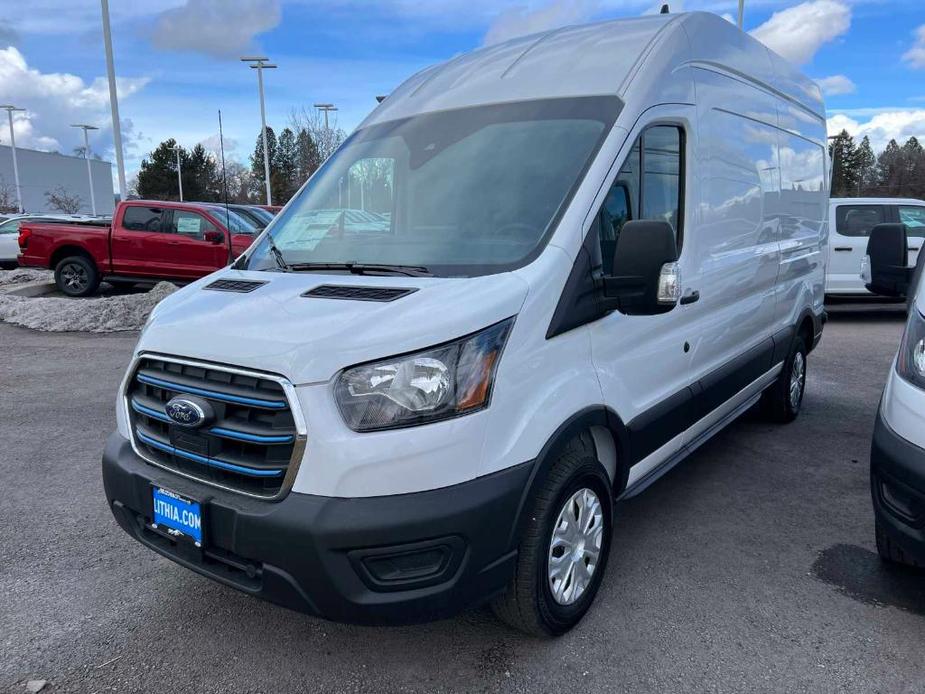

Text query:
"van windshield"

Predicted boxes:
[[246, 97, 620, 276]]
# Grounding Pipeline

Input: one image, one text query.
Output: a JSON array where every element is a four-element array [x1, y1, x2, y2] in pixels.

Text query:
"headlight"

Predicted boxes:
[[896, 303, 925, 389], [334, 318, 514, 431]]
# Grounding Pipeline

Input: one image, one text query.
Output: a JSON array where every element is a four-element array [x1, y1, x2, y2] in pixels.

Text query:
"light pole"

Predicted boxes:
[[100, 0, 127, 199], [313, 103, 338, 131], [241, 56, 277, 206], [71, 124, 99, 215], [171, 145, 183, 201], [738, 0, 745, 28], [0, 105, 25, 213]]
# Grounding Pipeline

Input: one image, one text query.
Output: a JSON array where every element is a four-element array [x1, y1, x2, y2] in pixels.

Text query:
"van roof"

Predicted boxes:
[[364, 11, 824, 127]]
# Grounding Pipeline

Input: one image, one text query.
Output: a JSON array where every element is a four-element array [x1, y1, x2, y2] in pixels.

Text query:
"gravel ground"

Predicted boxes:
[[2, 301, 924, 694], [0, 280, 175, 332]]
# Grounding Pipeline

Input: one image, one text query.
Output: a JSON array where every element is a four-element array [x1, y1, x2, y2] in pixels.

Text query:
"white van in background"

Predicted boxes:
[[102, 12, 829, 635], [826, 197, 925, 295]]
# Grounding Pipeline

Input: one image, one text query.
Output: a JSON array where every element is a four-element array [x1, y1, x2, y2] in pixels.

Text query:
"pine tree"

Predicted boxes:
[[876, 139, 904, 197], [828, 130, 859, 197], [137, 138, 185, 200], [186, 144, 221, 202], [275, 127, 298, 203], [295, 128, 321, 185], [249, 126, 277, 201], [855, 136, 877, 197], [901, 136, 925, 199]]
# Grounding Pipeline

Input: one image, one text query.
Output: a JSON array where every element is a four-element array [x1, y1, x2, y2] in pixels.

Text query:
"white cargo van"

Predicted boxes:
[[826, 197, 925, 295], [103, 12, 829, 635]]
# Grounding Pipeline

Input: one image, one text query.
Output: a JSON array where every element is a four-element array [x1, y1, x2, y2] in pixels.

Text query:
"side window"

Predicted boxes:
[[834, 205, 886, 237], [122, 206, 165, 232], [898, 206, 925, 239], [166, 211, 216, 240], [598, 126, 682, 275]]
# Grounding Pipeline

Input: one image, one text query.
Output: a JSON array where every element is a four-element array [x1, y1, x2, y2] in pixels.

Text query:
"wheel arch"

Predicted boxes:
[[505, 406, 629, 552], [50, 244, 97, 271]]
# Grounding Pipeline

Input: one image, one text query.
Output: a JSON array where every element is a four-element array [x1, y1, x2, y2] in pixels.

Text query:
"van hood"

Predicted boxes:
[[137, 269, 530, 384]]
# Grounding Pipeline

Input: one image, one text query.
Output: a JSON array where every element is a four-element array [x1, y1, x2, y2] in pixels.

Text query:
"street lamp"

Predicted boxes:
[[171, 144, 183, 201], [738, 0, 745, 28], [100, 0, 127, 199], [0, 105, 25, 213], [71, 124, 100, 215], [313, 103, 338, 131], [241, 56, 277, 206]]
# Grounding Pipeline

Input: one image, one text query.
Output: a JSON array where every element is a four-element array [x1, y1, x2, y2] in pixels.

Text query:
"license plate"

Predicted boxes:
[[152, 487, 203, 545]]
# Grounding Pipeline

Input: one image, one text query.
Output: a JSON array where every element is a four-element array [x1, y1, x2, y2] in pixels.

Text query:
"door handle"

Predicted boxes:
[[833, 247, 852, 252], [680, 290, 700, 305]]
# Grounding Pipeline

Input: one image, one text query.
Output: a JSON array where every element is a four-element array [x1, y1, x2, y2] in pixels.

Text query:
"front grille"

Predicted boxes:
[[302, 285, 418, 302], [126, 355, 303, 499]]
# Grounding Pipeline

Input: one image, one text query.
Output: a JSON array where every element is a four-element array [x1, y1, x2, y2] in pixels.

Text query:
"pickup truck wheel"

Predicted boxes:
[[55, 256, 100, 297], [491, 434, 613, 637]]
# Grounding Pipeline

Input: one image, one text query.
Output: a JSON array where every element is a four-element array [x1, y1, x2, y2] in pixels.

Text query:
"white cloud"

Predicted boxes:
[[0, 46, 148, 157], [751, 0, 850, 65], [151, 0, 281, 59], [826, 110, 925, 152], [903, 25, 925, 69], [815, 74, 855, 96], [483, 0, 601, 46]]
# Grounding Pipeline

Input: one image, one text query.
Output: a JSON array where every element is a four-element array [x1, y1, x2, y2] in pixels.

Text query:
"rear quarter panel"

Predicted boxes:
[[18, 222, 111, 271]]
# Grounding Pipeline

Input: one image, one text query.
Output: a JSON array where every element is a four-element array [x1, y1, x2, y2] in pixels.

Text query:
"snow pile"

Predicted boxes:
[[0, 281, 177, 333], [0, 268, 53, 287]]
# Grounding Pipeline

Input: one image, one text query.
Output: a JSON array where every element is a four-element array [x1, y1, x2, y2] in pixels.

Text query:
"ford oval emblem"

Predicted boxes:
[[165, 396, 210, 428]]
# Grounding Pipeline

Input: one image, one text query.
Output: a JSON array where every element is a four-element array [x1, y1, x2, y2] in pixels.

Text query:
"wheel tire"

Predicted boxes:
[[761, 335, 807, 423], [491, 433, 613, 637], [54, 255, 100, 297], [876, 520, 922, 568]]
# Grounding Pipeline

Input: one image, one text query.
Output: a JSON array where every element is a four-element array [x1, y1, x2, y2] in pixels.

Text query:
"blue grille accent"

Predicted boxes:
[[131, 399, 172, 423], [209, 427, 294, 444], [136, 432, 283, 478], [136, 374, 287, 409]]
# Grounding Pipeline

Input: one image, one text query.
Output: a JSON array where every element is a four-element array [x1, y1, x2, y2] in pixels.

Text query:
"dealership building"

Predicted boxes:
[[0, 144, 115, 215]]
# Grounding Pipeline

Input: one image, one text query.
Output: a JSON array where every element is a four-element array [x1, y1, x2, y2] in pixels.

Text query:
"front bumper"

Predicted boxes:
[[870, 411, 925, 565], [102, 433, 533, 624]]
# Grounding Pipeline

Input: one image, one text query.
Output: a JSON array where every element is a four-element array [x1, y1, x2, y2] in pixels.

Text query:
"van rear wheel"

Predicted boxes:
[[54, 256, 100, 297], [491, 434, 613, 636], [761, 335, 807, 423]]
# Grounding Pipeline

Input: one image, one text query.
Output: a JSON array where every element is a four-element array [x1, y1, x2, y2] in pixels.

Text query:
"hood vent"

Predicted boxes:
[[302, 285, 418, 302], [205, 279, 268, 293]]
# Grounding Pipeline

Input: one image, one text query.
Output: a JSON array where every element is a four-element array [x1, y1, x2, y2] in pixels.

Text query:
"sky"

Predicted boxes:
[[0, 0, 923, 194]]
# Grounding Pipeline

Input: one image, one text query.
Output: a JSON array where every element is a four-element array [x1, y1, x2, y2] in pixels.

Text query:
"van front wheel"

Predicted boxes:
[[761, 335, 807, 423], [492, 435, 613, 636]]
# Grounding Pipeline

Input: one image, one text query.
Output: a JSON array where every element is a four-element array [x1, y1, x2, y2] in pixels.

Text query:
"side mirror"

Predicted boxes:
[[865, 223, 911, 297], [603, 219, 679, 315], [204, 230, 225, 245]]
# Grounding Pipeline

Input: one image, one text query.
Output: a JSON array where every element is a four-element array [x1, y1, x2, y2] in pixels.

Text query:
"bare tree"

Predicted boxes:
[[289, 106, 347, 163], [45, 186, 83, 214], [0, 174, 17, 213]]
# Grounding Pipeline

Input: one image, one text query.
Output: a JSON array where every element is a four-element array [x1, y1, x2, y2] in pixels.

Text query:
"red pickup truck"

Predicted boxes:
[[18, 200, 259, 296]]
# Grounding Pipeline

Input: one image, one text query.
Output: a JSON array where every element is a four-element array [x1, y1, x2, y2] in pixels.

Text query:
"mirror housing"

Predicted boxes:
[[204, 230, 225, 245], [865, 223, 911, 297], [602, 219, 679, 315]]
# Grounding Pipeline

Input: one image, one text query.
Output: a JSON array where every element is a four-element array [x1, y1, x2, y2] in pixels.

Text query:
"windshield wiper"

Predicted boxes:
[[287, 262, 432, 277], [265, 232, 291, 272]]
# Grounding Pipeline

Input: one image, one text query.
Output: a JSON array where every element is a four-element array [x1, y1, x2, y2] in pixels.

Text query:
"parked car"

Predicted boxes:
[[826, 197, 925, 296], [202, 203, 272, 231], [865, 223, 925, 567], [0, 214, 107, 269], [17, 201, 258, 296], [101, 12, 829, 635]]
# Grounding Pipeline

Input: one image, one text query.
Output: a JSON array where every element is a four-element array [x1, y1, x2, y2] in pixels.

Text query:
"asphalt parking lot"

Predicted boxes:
[[3, 301, 924, 694]]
